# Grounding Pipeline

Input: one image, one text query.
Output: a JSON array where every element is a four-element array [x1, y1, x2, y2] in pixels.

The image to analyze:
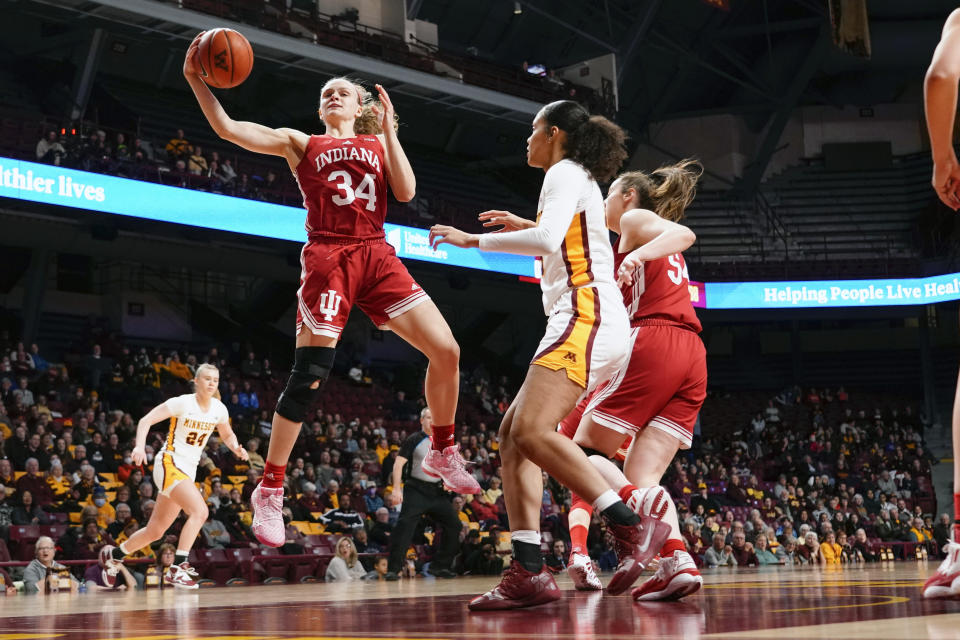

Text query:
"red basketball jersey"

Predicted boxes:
[[614, 238, 702, 333], [294, 134, 388, 240]]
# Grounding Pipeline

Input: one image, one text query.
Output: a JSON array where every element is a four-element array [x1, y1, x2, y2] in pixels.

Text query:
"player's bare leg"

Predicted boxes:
[[386, 301, 479, 494], [113, 493, 181, 555], [253, 331, 337, 546], [112, 491, 200, 589], [566, 500, 602, 590], [576, 421, 694, 599], [470, 366, 660, 610]]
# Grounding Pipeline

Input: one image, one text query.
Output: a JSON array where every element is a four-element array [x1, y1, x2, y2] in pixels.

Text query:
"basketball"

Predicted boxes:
[[197, 28, 253, 89]]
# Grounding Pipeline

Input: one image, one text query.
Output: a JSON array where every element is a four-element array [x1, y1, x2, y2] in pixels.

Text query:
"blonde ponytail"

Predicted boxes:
[[616, 159, 703, 222]]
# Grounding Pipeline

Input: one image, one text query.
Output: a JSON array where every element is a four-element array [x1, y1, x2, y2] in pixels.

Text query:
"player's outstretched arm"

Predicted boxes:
[[132, 403, 173, 465], [183, 32, 308, 166], [616, 208, 696, 286], [216, 421, 249, 461], [925, 9, 960, 210]]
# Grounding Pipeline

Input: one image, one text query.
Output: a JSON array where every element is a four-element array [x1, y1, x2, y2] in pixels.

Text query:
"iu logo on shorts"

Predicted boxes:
[[318, 289, 343, 322]]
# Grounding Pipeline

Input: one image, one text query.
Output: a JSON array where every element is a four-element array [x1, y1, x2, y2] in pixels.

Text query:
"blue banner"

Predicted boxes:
[[0, 156, 536, 277], [706, 275, 960, 308], [6, 155, 960, 305]]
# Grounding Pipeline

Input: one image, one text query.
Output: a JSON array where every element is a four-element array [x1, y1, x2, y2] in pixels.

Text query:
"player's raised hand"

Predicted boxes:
[[372, 84, 395, 133], [478, 210, 534, 232], [933, 153, 960, 210], [183, 32, 206, 78]]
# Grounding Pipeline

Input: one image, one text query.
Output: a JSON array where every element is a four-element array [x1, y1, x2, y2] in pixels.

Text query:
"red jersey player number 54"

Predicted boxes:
[[666, 254, 689, 286]]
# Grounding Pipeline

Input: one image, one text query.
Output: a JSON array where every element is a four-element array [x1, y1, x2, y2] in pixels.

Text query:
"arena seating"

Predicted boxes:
[[762, 153, 932, 261]]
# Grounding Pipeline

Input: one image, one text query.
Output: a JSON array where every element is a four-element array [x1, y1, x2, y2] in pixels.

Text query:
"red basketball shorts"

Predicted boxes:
[[296, 239, 430, 340], [561, 324, 706, 451]]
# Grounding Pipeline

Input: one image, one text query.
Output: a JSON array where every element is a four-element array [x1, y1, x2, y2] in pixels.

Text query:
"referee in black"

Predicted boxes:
[[385, 407, 462, 580]]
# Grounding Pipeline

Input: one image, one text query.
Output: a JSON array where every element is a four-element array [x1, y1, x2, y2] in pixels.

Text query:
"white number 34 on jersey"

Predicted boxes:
[[328, 171, 377, 211]]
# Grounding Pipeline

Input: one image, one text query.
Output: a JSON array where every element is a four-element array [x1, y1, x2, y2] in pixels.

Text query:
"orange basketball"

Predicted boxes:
[[197, 28, 253, 89]]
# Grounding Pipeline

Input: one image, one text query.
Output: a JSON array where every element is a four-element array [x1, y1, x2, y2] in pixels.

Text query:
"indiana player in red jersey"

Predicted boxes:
[[922, 8, 960, 598], [182, 33, 479, 546], [574, 160, 705, 600], [487, 159, 706, 597]]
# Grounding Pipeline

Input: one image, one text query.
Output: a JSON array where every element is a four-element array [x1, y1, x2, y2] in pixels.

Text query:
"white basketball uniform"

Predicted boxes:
[[479, 159, 629, 391], [152, 393, 228, 497]]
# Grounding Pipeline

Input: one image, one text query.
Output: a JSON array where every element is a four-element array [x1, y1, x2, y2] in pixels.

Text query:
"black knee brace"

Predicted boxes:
[[275, 346, 336, 423], [578, 444, 608, 459]]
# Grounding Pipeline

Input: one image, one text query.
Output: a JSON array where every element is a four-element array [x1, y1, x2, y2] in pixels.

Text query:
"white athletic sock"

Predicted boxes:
[[593, 489, 620, 512], [510, 530, 541, 545]]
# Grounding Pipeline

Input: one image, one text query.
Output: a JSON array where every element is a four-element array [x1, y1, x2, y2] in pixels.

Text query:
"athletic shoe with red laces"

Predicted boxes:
[[606, 517, 671, 595], [567, 551, 602, 591], [422, 445, 481, 495], [633, 550, 702, 601], [164, 562, 199, 590], [468, 561, 561, 611], [251, 483, 286, 547], [922, 541, 960, 598]]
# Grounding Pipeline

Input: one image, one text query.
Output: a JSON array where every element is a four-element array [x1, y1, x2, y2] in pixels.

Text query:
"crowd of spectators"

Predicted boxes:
[[648, 386, 943, 568], [0, 317, 947, 592], [33, 126, 294, 204], [0, 323, 524, 591]]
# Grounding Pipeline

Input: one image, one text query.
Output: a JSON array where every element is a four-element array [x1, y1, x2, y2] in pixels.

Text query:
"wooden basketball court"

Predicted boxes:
[[3, 564, 958, 639]]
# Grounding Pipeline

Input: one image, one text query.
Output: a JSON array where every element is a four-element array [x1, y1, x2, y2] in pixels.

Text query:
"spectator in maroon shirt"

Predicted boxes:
[[16, 458, 54, 506], [297, 481, 324, 517], [726, 474, 748, 506], [730, 531, 758, 567]]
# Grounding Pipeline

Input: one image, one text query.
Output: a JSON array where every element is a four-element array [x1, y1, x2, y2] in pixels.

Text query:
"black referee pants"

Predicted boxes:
[[388, 478, 461, 573]]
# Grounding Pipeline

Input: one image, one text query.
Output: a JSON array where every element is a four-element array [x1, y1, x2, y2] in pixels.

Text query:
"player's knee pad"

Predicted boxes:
[[578, 444, 608, 460], [275, 346, 336, 423]]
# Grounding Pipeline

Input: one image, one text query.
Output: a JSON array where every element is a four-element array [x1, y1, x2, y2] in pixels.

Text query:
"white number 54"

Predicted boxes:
[[667, 254, 689, 285]]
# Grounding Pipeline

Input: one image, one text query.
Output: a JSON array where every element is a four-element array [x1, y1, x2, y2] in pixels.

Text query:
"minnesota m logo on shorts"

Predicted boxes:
[[532, 287, 601, 389]]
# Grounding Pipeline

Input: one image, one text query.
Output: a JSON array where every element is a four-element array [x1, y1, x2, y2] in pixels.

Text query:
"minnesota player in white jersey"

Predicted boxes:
[[430, 100, 669, 610], [106, 364, 248, 589]]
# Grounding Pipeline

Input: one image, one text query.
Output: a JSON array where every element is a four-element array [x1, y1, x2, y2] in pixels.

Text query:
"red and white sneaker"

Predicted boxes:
[[633, 550, 702, 601], [251, 483, 286, 547], [567, 551, 602, 591], [99, 545, 120, 588], [422, 445, 481, 495], [468, 561, 561, 611], [625, 486, 670, 520], [606, 517, 672, 595], [923, 541, 960, 599], [164, 563, 199, 590]]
